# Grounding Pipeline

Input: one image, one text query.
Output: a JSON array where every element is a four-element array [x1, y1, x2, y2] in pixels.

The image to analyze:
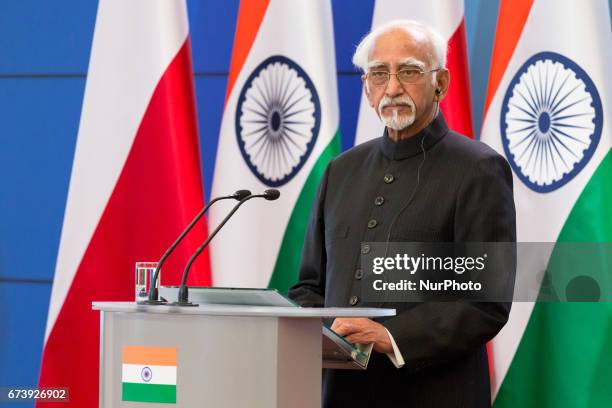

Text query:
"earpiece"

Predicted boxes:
[[435, 88, 442, 96]]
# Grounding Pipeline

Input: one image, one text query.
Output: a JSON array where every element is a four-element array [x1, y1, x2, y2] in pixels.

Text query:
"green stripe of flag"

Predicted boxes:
[[268, 132, 341, 294], [122, 382, 177, 404], [494, 150, 612, 408]]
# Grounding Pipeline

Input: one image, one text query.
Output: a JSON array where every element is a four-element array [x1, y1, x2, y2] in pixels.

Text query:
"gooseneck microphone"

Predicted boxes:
[[174, 189, 280, 306], [142, 190, 252, 305]]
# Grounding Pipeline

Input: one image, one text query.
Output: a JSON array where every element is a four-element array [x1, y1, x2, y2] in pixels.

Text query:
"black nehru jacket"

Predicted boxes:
[[289, 114, 516, 408]]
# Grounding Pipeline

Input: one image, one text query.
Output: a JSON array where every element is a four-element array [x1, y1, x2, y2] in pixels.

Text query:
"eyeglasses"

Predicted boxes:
[[366, 68, 442, 86]]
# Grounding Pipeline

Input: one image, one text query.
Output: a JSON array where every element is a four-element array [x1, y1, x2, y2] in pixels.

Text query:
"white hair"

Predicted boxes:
[[352, 20, 447, 72]]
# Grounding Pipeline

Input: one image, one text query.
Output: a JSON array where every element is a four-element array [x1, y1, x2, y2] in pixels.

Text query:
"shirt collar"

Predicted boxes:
[[380, 113, 449, 160]]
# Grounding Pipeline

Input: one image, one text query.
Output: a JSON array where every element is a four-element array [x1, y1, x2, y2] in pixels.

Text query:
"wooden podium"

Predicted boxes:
[[93, 302, 394, 407]]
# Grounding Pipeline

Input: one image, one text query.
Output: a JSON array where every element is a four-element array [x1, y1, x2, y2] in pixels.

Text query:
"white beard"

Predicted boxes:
[[378, 95, 416, 131], [384, 108, 415, 130]]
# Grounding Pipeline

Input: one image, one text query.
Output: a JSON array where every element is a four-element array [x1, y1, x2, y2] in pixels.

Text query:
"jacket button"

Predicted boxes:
[[361, 244, 370, 254], [349, 295, 359, 306], [354, 269, 363, 280], [367, 219, 377, 229], [384, 174, 394, 184], [374, 196, 385, 206]]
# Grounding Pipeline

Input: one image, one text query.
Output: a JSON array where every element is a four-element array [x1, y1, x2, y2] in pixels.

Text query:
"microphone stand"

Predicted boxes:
[[174, 190, 280, 306], [141, 190, 251, 305]]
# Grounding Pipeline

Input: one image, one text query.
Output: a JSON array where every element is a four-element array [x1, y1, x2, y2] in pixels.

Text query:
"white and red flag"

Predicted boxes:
[[37, 0, 210, 406], [353, 0, 474, 144]]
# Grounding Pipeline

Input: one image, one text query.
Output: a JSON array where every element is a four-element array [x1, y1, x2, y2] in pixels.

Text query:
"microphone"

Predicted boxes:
[[174, 189, 280, 306], [262, 189, 280, 200], [142, 190, 252, 305]]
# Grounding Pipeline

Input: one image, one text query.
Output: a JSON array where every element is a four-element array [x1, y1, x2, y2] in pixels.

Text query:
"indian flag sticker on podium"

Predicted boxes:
[[121, 346, 177, 403]]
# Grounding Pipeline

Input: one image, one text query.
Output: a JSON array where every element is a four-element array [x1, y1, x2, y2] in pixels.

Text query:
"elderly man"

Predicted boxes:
[[289, 20, 516, 407]]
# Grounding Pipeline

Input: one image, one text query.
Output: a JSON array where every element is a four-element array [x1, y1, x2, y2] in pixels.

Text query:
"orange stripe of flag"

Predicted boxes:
[[484, 0, 534, 117], [122, 346, 177, 366], [225, 0, 271, 105]]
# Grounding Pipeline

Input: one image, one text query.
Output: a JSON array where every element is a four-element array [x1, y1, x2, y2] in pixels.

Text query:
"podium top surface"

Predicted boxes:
[[92, 302, 395, 318]]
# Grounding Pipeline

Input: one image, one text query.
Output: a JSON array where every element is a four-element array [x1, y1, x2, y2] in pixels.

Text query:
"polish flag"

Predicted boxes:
[[353, 0, 474, 144], [37, 1, 211, 406]]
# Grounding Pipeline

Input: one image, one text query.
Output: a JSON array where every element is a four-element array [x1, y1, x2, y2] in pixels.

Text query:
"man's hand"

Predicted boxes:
[[331, 318, 393, 354]]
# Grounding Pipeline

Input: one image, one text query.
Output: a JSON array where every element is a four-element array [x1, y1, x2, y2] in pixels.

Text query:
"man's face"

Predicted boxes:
[[363, 28, 440, 132]]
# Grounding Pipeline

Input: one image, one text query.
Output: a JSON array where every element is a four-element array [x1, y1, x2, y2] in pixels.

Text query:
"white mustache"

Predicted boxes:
[[379, 96, 415, 112]]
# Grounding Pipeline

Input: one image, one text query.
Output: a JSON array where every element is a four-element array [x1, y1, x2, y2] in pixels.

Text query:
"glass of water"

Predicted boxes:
[[135, 262, 159, 302]]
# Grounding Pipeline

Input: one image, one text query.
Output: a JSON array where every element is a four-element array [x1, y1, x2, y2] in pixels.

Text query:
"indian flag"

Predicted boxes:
[[209, 0, 340, 292], [122, 346, 178, 404], [480, 0, 612, 406]]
